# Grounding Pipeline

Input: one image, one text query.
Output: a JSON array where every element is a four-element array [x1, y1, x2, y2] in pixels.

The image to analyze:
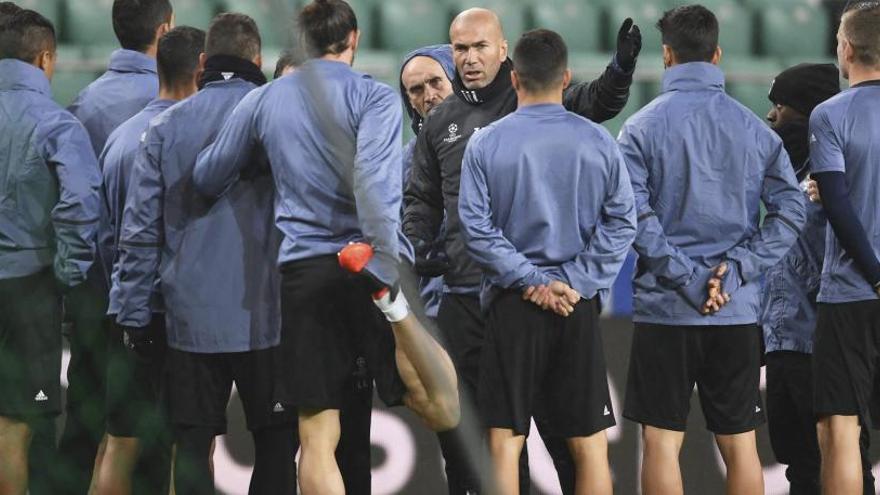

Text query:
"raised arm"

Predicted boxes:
[[562, 18, 640, 123]]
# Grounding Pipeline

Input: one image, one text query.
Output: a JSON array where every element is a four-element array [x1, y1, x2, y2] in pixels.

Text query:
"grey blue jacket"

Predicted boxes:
[[101, 98, 175, 315], [459, 103, 637, 310], [809, 81, 880, 303], [194, 60, 409, 285], [0, 59, 101, 286], [68, 49, 158, 156], [618, 63, 806, 326], [762, 197, 825, 353], [113, 79, 281, 353]]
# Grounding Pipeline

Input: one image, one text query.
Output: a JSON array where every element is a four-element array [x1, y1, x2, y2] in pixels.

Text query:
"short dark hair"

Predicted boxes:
[[205, 12, 261, 60], [0, 9, 55, 63], [273, 48, 304, 78], [298, 0, 357, 58], [112, 0, 173, 52], [0, 2, 22, 24], [157, 26, 205, 88], [842, 1, 880, 68], [656, 4, 719, 63], [512, 29, 568, 93]]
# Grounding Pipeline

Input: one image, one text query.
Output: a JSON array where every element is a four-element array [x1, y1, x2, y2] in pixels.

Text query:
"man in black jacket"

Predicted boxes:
[[403, 8, 641, 494]]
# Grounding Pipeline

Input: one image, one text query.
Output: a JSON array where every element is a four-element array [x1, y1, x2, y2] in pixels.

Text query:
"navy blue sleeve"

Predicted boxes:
[[814, 171, 880, 288]]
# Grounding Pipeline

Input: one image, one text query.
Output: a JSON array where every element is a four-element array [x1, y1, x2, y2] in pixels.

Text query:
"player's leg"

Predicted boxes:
[[770, 351, 821, 494], [0, 417, 32, 495], [488, 428, 526, 494], [714, 432, 763, 495], [552, 297, 614, 495], [232, 346, 298, 495], [813, 301, 880, 495], [165, 350, 230, 495], [59, 276, 110, 494], [299, 409, 345, 495], [435, 294, 488, 494], [699, 325, 765, 495], [276, 257, 369, 495], [0, 269, 62, 495], [641, 426, 685, 495], [98, 317, 171, 495], [623, 323, 693, 495], [336, 358, 374, 495], [566, 431, 611, 495]]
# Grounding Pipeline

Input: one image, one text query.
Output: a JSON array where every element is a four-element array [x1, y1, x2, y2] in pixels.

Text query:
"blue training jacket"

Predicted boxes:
[[459, 103, 637, 310], [113, 78, 281, 353], [0, 59, 101, 286], [101, 98, 176, 316], [762, 196, 825, 353], [618, 63, 806, 326], [68, 49, 158, 156], [194, 59, 410, 284]]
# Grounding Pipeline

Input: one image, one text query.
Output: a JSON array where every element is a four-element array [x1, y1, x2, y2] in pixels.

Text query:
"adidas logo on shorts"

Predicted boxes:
[[603, 405, 611, 416], [34, 390, 48, 402], [755, 405, 761, 413], [273, 402, 285, 413]]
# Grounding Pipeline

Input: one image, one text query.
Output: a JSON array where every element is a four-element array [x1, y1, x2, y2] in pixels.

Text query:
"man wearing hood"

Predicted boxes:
[[403, 9, 641, 494]]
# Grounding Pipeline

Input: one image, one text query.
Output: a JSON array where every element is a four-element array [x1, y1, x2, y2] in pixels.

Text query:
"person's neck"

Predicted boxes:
[[847, 64, 880, 87], [141, 44, 158, 59], [516, 90, 562, 108], [320, 49, 354, 66], [158, 83, 196, 102]]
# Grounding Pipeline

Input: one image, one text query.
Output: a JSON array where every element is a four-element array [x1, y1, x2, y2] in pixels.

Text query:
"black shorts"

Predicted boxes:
[[623, 323, 765, 434], [0, 269, 62, 419], [165, 346, 294, 433], [276, 256, 406, 411], [479, 291, 614, 437], [105, 317, 168, 437], [813, 300, 880, 428]]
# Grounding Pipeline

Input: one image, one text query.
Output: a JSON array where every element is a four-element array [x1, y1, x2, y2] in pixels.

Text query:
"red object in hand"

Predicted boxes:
[[338, 242, 389, 299]]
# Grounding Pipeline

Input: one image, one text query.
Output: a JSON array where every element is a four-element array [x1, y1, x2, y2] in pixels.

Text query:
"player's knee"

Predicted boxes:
[[817, 415, 860, 451], [0, 416, 32, 447], [567, 431, 609, 464], [642, 425, 683, 454]]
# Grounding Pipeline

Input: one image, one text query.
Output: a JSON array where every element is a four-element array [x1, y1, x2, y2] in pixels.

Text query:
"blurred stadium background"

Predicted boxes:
[[18, 0, 878, 493]]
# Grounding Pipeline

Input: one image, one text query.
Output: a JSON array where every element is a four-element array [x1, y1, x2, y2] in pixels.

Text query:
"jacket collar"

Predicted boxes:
[[108, 49, 157, 75], [516, 103, 567, 116], [662, 62, 725, 93], [0, 59, 51, 96]]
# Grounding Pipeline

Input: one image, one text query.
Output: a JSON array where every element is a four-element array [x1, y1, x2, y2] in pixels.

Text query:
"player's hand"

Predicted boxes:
[[615, 18, 642, 72], [703, 263, 732, 314], [548, 281, 580, 317], [339, 242, 409, 322], [804, 177, 821, 203]]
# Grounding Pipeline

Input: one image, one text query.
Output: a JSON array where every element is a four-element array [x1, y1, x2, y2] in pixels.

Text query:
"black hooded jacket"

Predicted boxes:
[[402, 59, 633, 290]]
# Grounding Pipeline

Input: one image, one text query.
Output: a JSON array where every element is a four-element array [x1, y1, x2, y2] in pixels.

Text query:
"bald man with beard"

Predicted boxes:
[[403, 8, 641, 494]]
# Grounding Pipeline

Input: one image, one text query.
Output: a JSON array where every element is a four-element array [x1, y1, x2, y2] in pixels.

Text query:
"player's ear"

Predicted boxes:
[[711, 45, 722, 65], [510, 70, 520, 92], [561, 68, 572, 90], [662, 45, 674, 68], [350, 29, 361, 53], [499, 38, 508, 61]]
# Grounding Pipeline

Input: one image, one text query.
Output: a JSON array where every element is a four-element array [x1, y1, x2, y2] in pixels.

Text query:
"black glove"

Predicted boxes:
[[414, 257, 450, 278], [616, 18, 642, 73], [121, 324, 157, 359]]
